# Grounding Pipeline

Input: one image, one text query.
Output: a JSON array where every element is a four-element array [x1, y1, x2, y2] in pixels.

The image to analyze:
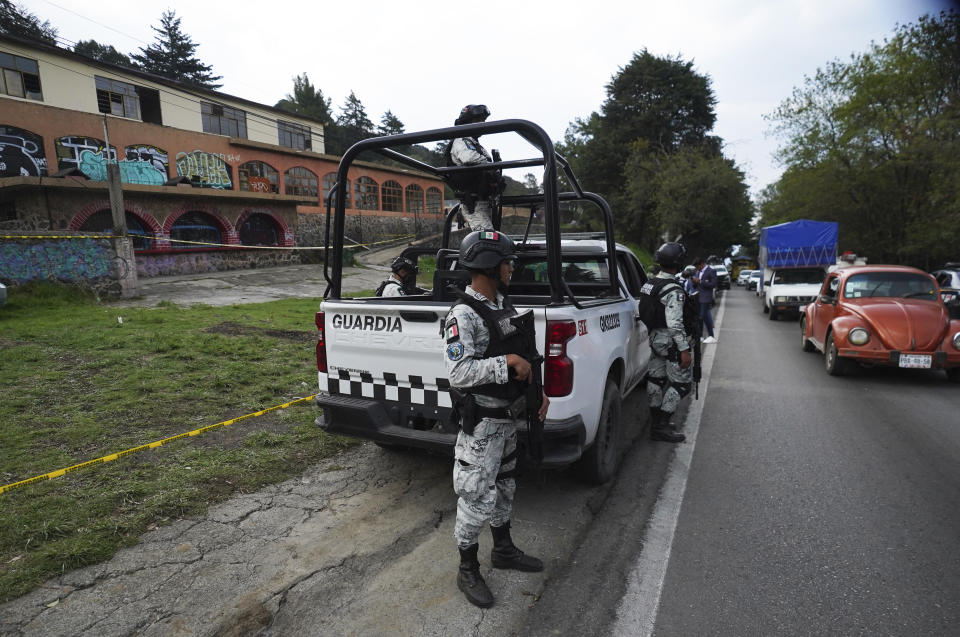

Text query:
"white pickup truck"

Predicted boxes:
[[761, 266, 828, 320], [314, 119, 652, 483]]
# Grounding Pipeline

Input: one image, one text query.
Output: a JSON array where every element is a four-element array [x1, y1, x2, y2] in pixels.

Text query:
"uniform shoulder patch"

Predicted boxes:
[[446, 342, 465, 361], [445, 318, 460, 343]]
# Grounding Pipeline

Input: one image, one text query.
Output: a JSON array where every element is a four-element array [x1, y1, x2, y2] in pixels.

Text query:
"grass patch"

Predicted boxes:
[[0, 282, 358, 602]]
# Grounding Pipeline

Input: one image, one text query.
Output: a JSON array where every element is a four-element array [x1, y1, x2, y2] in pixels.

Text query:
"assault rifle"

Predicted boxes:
[[511, 309, 544, 466], [691, 311, 703, 399]]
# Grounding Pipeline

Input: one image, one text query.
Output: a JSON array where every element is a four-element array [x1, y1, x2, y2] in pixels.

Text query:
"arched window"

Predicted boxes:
[[426, 187, 443, 214], [405, 184, 424, 214], [354, 176, 379, 210], [79, 209, 155, 250], [238, 161, 278, 193], [322, 172, 351, 208], [284, 166, 318, 197], [170, 211, 223, 249], [382, 180, 402, 212], [239, 213, 280, 246]]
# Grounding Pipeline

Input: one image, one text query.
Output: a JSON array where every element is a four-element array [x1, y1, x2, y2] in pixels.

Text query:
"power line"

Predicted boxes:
[[38, 0, 152, 47]]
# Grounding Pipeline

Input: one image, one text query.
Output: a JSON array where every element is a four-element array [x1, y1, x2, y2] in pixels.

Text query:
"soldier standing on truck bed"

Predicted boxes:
[[638, 242, 698, 443], [444, 104, 504, 232], [442, 230, 549, 608]]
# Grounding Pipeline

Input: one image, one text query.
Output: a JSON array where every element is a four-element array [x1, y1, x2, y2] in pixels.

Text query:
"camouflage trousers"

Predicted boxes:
[[459, 199, 493, 231], [646, 331, 692, 415], [453, 417, 519, 548]]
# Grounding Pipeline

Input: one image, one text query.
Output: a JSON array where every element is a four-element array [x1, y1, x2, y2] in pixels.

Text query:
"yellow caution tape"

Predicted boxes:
[[0, 234, 114, 239], [0, 394, 317, 495], [2, 234, 416, 250]]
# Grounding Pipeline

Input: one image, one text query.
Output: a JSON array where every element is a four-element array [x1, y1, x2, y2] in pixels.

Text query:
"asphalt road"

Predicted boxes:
[[651, 288, 960, 635]]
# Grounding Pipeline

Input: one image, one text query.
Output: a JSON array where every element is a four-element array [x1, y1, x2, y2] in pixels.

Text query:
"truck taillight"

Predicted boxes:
[[544, 320, 576, 397], [315, 311, 327, 373]]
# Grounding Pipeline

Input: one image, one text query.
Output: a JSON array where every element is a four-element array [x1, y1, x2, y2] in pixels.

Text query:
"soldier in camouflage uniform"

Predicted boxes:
[[443, 104, 501, 231], [645, 242, 693, 443], [443, 230, 549, 608]]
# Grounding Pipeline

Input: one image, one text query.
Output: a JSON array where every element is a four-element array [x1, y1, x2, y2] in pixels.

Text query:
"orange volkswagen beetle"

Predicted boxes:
[[801, 265, 960, 381]]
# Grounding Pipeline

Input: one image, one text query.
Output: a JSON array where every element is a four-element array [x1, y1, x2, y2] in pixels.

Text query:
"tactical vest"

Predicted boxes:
[[637, 278, 699, 335], [444, 138, 498, 197], [452, 289, 528, 400], [375, 278, 402, 296]]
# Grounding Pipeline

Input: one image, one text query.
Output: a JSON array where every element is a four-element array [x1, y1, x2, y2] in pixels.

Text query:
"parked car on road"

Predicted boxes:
[[736, 270, 752, 286], [747, 270, 761, 292], [712, 264, 731, 290], [801, 265, 960, 381]]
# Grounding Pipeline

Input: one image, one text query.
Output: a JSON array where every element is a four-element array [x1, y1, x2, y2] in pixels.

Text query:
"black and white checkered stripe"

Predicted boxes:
[[319, 370, 453, 408]]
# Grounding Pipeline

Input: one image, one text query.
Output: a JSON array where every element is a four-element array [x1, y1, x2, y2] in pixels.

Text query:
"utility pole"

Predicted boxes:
[[102, 116, 139, 298]]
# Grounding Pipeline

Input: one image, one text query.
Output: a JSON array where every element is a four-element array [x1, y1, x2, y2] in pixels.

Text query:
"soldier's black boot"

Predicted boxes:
[[457, 544, 494, 608], [490, 522, 544, 572], [650, 410, 686, 443]]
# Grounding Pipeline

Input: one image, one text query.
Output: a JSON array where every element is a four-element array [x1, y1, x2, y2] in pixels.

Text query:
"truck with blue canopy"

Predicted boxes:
[[758, 219, 838, 320]]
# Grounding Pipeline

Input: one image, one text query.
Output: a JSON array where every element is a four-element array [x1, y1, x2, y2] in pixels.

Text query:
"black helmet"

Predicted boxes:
[[390, 255, 418, 274], [458, 230, 515, 270], [455, 104, 490, 126], [654, 242, 687, 267]]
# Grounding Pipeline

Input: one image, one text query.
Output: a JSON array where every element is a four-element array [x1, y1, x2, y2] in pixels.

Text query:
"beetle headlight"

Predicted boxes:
[[953, 331, 960, 350], [849, 327, 870, 346]]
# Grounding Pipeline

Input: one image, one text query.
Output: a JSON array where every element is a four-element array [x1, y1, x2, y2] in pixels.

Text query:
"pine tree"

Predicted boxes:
[[75, 40, 133, 67], [378, 110, 405, 136], [0, 0, 57, 44], [275, 73, 333, 124], [130, 10, 222, 89]]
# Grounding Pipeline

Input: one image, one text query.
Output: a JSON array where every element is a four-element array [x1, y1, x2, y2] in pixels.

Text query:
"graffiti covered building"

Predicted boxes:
[[0, 34, 445, 279]]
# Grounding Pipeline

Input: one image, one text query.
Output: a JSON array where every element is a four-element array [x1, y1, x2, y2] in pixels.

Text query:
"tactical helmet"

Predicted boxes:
[[390, 255, 418, 274], [455, 104, 490, 126], [458, 230, 516, 271], [654, 242, 687, 267]]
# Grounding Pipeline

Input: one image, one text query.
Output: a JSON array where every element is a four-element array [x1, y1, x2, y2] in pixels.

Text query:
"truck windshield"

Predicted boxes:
[[773, 269, 825, 284], [843, 273, 937, 299]]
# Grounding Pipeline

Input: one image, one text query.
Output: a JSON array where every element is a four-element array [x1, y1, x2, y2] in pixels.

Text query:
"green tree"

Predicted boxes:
[[765, 10, 960, 268], [377, 110, 405, 136], [131, 10, 222, 89], [629, 148, 753, 258], [558, 50, 741, 252], [328, 91, 375, 155], [74, 40, 133, 67], [0, 0, 57, 44], [274, 73, 333, 124]]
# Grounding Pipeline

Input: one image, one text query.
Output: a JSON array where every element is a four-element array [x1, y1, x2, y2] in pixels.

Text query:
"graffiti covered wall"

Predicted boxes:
[[0, 238, 112, 285], [175, 150, 233, 189], [0, 125, 47, 176]]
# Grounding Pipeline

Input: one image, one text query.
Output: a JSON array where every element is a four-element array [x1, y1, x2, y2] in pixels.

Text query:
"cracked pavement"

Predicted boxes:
[[0, 440, 620, 637]]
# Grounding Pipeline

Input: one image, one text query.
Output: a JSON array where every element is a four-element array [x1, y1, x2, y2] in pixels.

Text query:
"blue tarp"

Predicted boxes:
[[759, 219, 838, 268]]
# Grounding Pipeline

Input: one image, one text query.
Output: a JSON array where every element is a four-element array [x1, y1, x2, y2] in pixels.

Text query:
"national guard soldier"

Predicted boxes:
[[376, 255, 421, 297], [639, 242, 696, 443], [443, 230, 549, 608], [443, 104, 504, 232]]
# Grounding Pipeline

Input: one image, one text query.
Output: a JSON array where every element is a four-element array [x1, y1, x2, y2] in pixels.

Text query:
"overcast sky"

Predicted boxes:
[[35, 0, 953, 195]]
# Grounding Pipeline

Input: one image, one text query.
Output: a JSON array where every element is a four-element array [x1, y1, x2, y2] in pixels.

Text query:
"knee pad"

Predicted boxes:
[[673, 382, 692, 398]]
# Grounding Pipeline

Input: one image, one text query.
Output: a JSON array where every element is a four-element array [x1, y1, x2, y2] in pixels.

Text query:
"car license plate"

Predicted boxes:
[[899, 354, 932, 369]]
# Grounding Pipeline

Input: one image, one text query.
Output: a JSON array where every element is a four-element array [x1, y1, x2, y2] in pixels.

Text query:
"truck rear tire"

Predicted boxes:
[[577, 379, 622, 485]]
